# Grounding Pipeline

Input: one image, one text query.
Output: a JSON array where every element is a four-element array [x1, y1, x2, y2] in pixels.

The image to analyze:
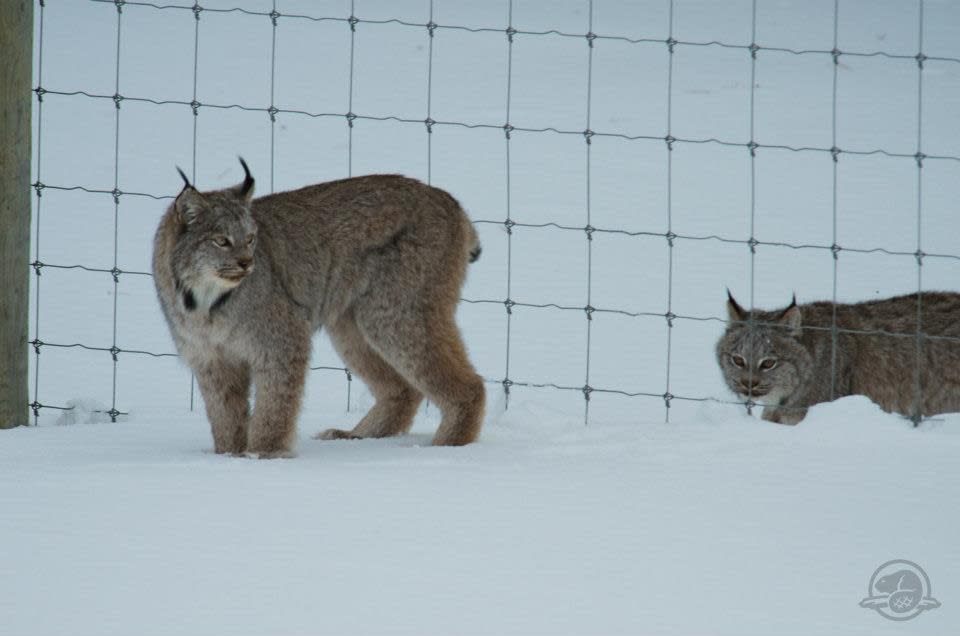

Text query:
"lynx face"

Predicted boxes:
[[170, 167, 257, 297], [716, 292, 810, 405]]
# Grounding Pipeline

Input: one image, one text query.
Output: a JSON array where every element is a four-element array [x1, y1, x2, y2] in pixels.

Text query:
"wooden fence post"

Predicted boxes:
[[0, 0, 33, 428]]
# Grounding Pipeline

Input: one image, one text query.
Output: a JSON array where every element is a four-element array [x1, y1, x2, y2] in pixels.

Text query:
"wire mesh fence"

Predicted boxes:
[[26, 0, 960, 427]]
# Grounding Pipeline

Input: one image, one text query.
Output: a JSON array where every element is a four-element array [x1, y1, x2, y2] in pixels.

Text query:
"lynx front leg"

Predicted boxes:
[[194, 358, 251, 454], [246, 351, 308, 458]]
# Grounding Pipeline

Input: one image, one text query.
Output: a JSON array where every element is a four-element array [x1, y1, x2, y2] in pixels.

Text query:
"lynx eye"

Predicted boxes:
[[759, 358, 778, 371], [731, 354, 746, 368], [212, 236, 232, 249], [245, 234, 256, 246]]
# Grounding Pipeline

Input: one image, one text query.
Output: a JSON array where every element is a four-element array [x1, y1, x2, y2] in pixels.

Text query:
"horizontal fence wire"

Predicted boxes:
[[27, 0, 959, 424]]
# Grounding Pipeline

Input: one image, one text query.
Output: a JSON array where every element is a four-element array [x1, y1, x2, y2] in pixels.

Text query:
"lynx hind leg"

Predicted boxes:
[[316, 315, 423, 441], [356, 308, 485, 447]]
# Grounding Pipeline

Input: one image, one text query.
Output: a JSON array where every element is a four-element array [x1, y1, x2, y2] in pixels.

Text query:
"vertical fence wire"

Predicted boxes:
[[663, 0, 676, 422], [582, 0, 595, 423], [108, 1, 124, 422], [502, 0, 515, 409], [829, 0, 840, 401], [29, 0, 45, 425], [745, 0, 759, 416], [269, 1, 278, 194], [913, 0, 926, 425], [188, 1, 201, 411], [347, 0, 356, 178]]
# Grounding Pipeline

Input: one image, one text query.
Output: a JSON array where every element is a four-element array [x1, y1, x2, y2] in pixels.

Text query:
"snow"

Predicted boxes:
[[4, 0, 960, 634]]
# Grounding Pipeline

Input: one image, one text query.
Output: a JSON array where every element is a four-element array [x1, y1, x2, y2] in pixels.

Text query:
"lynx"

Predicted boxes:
[[153, 160, 485, 457], [716, 291, 960, 424]]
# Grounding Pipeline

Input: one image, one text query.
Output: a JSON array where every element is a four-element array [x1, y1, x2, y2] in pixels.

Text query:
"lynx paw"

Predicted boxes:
[[314, 428, 362, 441]]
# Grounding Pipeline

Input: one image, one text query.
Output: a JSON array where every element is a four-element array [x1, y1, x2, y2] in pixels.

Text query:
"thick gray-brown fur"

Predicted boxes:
[[716, 291, 960, 424], [153, 162, 485, 457]]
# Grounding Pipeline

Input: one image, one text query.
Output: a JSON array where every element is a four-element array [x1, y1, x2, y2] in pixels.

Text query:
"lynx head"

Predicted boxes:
[[715, 291, 811, 405], [170, 159, 257, 298]]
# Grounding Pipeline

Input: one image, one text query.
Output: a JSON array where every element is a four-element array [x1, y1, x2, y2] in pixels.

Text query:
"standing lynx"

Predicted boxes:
[[153, 160, 485, 457], [716, 291, 960, 424]]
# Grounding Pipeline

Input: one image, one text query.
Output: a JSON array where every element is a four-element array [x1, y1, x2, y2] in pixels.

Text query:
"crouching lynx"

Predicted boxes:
[[153, 160, 485, 457], [716, 291, 960, 424]]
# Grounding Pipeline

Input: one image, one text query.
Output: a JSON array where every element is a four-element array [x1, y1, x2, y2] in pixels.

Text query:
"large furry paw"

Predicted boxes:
[[314, 428, 362, 441]]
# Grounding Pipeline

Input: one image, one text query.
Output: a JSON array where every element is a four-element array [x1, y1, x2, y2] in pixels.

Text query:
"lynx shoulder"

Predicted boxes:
[[716, 290, 960, 424], [153, 160, 485, 456]]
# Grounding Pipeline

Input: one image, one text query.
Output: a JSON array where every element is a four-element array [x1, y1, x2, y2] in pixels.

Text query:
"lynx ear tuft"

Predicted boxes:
[[176, 166, 192, 190], [726, 289, 746, 323], [234, 157, 255, 202], [778, 295, 802, 336]]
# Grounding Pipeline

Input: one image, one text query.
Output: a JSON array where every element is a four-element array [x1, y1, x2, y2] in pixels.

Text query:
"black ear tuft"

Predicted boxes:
[[237, 157, 255, 201], [176, 166, 192, 190], [726, 288, 746, 323]]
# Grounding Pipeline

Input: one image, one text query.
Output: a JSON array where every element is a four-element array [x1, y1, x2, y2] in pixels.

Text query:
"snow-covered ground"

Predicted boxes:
[[4, 0, 960, 634]]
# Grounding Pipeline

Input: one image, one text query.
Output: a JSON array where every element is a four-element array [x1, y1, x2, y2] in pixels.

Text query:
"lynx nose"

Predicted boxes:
[[237, 257, 252, 271], [739, 378, 761, 391]]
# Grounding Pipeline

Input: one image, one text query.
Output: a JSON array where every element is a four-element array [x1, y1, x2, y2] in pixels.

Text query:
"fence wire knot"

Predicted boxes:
[[830, 146, 841, 162], [503, 123, 514, 139], [831, 243, 842, 260], [662, 392, 674, 408], [426, 21, 437, 37], [112, 93, 123, 109], [267, 106, 279, 122], [584, 224, 595, 240], [114, 0, 125, 13], [30, 339, 43, 354], [666, 37, 677, 53], [583, 129, 594, 144], [584, 305, 595, 320], [269, 9, 280, 26], [32, 181, 45, 196], [586, 32, 597, 47], [345, 111, 357, 127], [191, 2, 202, 20], [749, 42, 759, 59], [190, 99, 201, 115], [582, 385, 593, 401], [110, 267, 122, 282], [107, 408, 120, 422], [424, 117, 435, 134], [831, 48, 841, 65], [915, 151, 926, 167], [33, 86, 47, 102], [504, 218, 515, 234], [31, 260, 44, 276], [747, 236, 759, 253], [506, 26, 516, 42], [30, 402, 41, 417], [504, 298, 515, 314], [665, 311, 677, 327], [345, 369, 353, 382], [111, 188, 122, 203], [664, 134, 675, 151], [348, 15, 359, 31], [747, 140, 758, 156], [665, 230, 677, 246], [916, 52, 927, 68], [502, 378, 513, 394], [915, 249, 925, 266], [109, 346, 121, 361]]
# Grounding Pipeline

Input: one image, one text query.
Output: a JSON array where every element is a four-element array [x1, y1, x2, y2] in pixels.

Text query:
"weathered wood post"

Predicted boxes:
[[0, 1, 33, 428]]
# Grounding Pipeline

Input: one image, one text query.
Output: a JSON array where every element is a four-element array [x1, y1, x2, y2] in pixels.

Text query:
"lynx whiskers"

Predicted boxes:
[[153, 159, 485, 457], [716, 290, 960, 424]]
